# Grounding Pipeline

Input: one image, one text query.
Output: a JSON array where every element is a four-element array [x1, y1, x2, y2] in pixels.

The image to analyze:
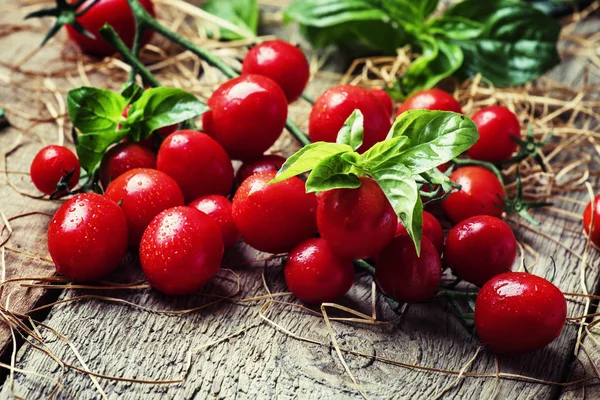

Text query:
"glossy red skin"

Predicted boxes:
[[396, 89, 462, 117], [284, 238, 354, 303], [475, 272, 567, 355], [317, 177, 397, 259], [48, 193, 127, 281], [105, 168, 184, 247], [370, 89, 394, 116], [99, 143, 156, 189], [242, 40, 310, 103], [442, 166, 506, 223], [202, 75, 288, 161], [140, 206, 223, 295], [445, 216, 516, 287], [467, 106, 521, 162], [395, 211, 443, 255], [232, 171, 317, 254], [65, 0, 155, 58], [189, 195, 239, 249], [235, 154, 286, 185], [376, 235, 442, 303], [583, 195, 600, 248], [156, 130, 234, 203], [309, 85, 391, 153], [30, 145, 81, 196]]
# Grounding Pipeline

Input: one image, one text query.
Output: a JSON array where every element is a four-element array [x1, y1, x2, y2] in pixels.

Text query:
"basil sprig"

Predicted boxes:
[[271, 109, 479, 254], [202, 0, 258, 40]]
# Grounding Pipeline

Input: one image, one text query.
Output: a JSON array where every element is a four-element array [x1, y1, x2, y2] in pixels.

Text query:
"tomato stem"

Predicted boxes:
[[452, 157, 504, 185]]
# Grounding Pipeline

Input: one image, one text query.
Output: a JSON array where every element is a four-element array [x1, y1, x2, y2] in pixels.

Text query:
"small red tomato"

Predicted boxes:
[[232, 171, 317, 254], [442, 166, 505, 223], [99, 143, 156, 189], [140, 206, 223, 295], [317, 177, 397, 259], [395, 211, 443, 255], [202, 75, 288, 161], [284, 238, 354, 303], [235, 154, 286, 186], [157, 130, 234, 203], [242, 40, 310, 103], [376, 235, 442, 303], [467, 106, 521, 162], [396, 89, 462, 118], [48, 193, 128, 281], [189, 195, 239, 249], [444, 216, 516, 286], [475, 272, 567, 355], [309, 85, 391, 152], [65, 0, 155, 58], [583, 195, 600, 248], [370, 89, 394, 116], [105, 168, 184, 248], [30, 145, 81, 196]]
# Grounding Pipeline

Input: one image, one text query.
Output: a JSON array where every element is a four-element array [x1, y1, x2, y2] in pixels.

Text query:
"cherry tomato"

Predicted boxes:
[[395, 211, 443, 255], [232, 171, 317, 254], [467, 106, 521, 162], [189, 195, 239, 249], [583, 195, 600, 248], [140, 206, 223, 295], [202, 75, 288, 161], [317, 177, 397, 259], [105, 168, 184, 247], [284, 238, 354, 303], [475, 272, 567, 355], [376, 235, 442, 303], [309, 85, 391, 152], [235, 154, 286, 186], [157, 130, 234, 203], [99, 143, 156, 189], [65, 0, 155, 58], [396, 89, 462, 118], [442, 166, 505, 223], [242, 40, 310, 103], [30, 145, 81, 196], [48, 193, 128, 281], [444, 216, 516, 286], [370, 89, 394, 116]]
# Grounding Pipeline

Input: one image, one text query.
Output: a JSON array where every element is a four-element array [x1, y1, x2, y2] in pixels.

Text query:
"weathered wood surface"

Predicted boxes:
[[0, 1, 599, 399]]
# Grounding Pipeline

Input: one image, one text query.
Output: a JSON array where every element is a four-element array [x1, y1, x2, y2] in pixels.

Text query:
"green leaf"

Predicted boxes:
[[271, 142, 354, 183], [427, 16, 484, 41], [336, 109, 364, 151], [306, 153, 361, 192], [380, 0, 422, 29], [285, 0, 388, 27], [358, 136, 410, 170], [76, 128, 129, 176], [120, 82, 144, 104], [202, 0, 258, 40], [419, 0, 440, 18]]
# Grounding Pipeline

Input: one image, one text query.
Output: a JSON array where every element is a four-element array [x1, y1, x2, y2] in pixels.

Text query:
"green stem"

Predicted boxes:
[[285, 119, 312, 147], [453, 157, 504, 185], [354, 259, 376, 276], [301, 93, 315, 105]]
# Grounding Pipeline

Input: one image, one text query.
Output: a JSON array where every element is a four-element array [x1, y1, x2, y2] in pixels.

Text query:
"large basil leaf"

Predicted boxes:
[[305, 153, 361, 193], [202, 0, 258, 40], [336, 109, 364, 151], [358, 136, 409, 170], [427, 16, 484, 41]]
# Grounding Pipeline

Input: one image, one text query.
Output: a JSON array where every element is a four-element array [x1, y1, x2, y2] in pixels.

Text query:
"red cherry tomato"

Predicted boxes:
[[396, 89, 462, 118], [444, 216, 516, 286], [583, 195, 600, 248], [442, 166, 505, 223], [467, 106, 521, 162], [30, 145, 80, 196], [284, 238, 354, 303], [395, 211, 443, 255], [475, 272, 567, 355], [232, 171, 317, 254], [309, 85, 391, 153], [65, 0, 155, 58], [99, 143, 156, 189], [242, 40, 310, 103], [189, 195, 239, 249], [376, 235, 442, 302], [48, 193, 128, 281], [370, 89, 394, 116], [105, 168, 184, 247], [140, 206, 223, 295], [157, 130, 234, 203], [317, 177, 397, 259], [235, 154, 286, 186], [202, 75, 288, 161]]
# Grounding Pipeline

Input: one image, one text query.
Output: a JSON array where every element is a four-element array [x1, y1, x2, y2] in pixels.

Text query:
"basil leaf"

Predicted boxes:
[[336, 109, 364, 151], [358, 136, 409, 170], [120, 82, 144, 104], [271, 142, 354, 183], [76, 128, 129, 175], [419, 168, 457, 204], [285, 0, 387, 27], [427, 16, 484, 41], [202, 0, 258, 40], [388, 110, 479, 175], [306, 153, 361, 193], [419, 0, 439, 19], [380, 0, 422, 29]]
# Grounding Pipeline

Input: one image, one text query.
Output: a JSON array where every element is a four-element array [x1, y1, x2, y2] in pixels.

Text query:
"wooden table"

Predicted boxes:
[[1, 1, 599, 399]]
